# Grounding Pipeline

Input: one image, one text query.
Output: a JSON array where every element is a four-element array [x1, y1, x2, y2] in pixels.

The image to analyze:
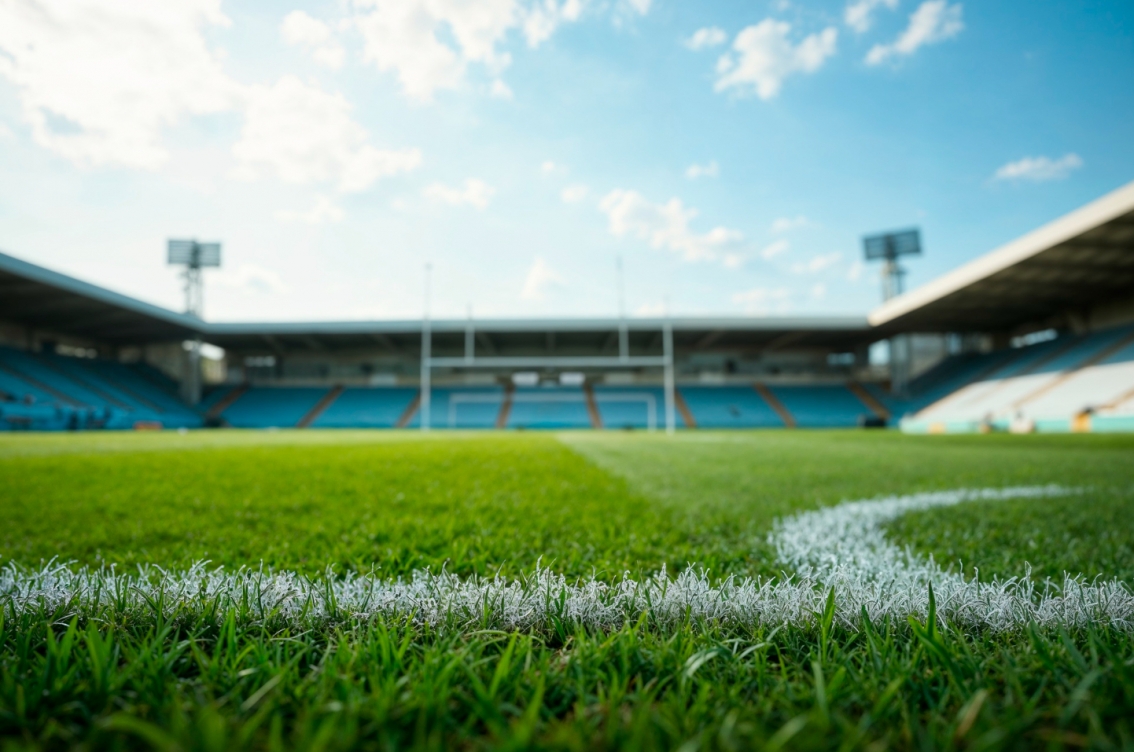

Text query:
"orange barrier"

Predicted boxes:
[[296, 385, 343, 428], [753, 383, 796, 428]]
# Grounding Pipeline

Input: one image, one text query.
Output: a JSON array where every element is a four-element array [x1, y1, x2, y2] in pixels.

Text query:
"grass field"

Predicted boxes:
[[2, 430, 1133, 750]]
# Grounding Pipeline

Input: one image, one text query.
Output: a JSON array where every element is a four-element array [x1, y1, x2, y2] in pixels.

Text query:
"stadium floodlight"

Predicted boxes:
[[863, 228, 920, 263], [863, 228, 920, 302], [167, 239, 222, 318], [168, 240, 221, 269], [168, 239, 221, 407], [863, 228, 921, 399]]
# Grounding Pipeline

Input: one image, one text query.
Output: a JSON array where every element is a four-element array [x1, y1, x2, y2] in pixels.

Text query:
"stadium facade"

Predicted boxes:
[[2, 181, 1132, 433]]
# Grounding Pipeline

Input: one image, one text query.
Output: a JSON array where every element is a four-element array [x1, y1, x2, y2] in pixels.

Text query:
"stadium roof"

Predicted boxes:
[[0, 250, 871, 353], [869, 180, 1134, 333], [0, 250, 202, 344], [203, 317, 873, 356]]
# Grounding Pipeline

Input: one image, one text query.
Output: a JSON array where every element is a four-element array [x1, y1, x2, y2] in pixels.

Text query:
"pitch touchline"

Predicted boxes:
[[3, 486, 1131, 630], [773, 485, 1078, 588]]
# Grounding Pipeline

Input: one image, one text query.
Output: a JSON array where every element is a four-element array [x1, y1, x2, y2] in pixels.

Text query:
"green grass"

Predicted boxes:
[[0, 433, 718, 580], [887, 489, 1134, 583], [2, 429, 1134, 750]]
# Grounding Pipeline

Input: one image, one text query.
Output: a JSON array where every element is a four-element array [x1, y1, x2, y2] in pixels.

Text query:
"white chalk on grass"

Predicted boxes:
[[2, 486, 1131, 631]]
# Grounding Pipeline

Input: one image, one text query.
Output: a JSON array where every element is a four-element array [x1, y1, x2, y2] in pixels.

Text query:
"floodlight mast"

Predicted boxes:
[[167, 239, 221, 406], [420, 263, 432, 433], [862, 228, 921, 397]]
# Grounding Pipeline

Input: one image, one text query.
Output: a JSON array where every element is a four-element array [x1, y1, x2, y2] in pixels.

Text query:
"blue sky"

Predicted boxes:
[[0, 0, 1131, 322]]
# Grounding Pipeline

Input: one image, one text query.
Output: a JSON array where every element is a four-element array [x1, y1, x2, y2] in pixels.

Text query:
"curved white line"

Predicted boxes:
[[2, 487, 1130, 630], [772, 485, 1077, 588]]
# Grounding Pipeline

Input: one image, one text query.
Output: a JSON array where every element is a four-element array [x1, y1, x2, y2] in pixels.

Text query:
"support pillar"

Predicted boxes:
[[663, 321, 675, 435]]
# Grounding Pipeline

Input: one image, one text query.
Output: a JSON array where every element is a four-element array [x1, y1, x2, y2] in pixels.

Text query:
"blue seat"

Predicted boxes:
[[220, 387, 330, 428], [313, 387, 418, 428], [768, 385, 870, 428], [678, 385, 781, 428], [507, 386, 592, 429]]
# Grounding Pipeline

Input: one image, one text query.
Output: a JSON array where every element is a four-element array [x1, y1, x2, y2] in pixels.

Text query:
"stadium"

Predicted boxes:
[[3, 178, 1134, 747], [3, 1, 1134, 748], [2, 181, 1133, 435]]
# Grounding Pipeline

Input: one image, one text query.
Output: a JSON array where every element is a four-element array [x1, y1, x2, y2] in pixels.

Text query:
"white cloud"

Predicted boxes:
[[761, 239, 790, 259], [274, 196, 346, 224], [490, 79, 514, 99], [560, 183, 589, 203], [231, 76, 421, 193], [599, 189, 743, 263], [423, 178, 495, 209], [0, 0, 242, 169], [625, 0, 651, 13], [685, 160, 719, 179], [844, 0, 898, 33], [523, 0, 586, 47], [847, 259, 864, 281], [993, 153, 1083, 183], [354, 0, 595, 102], [770, 215, 809, 233], [811, 282, 827, 299], [723, 253, 745, 269], [520, 257, 564, 300], [792, 251, 842, 273], [281, 10, 346, 69], [354, 0, 466, 102], [715, 20, 838, 99], [685, 27, 727, 50], [866, 0, 962, 65], [541, 160, 560, 174], [732, 286, 791, 313], [214, 263, 290, 295]]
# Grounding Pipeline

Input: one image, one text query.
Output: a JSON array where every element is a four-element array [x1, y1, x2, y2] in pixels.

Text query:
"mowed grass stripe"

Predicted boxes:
[[0, 434, 739, 579]]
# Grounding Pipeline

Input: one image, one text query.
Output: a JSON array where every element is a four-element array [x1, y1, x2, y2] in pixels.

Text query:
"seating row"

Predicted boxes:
[[905, 322, 1134, 430], [201, 383, 890, 430], [0, 346, 201, 430]]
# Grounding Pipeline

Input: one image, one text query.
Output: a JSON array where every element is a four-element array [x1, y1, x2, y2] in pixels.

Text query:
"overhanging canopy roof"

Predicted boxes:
[[203, 317, 873, 357], [0, 250, 203, 344], [869, 180, 1134, 333], [0, 250, 872, 353]]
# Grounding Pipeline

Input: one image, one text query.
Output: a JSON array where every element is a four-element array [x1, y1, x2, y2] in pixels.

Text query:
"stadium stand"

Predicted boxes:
[[506, 386, 594, 429], [0, 346, 202, 429], [902, 323, 1134, 432], [297, 385, 344, 428], [218, 387, 329, 428], [311, 387, 419, 429], [0, 401, 64, 431], [768, 385, 871, 428], [1, 180, 1131, 433], [592, 385, 690, 430], [400, 387, 505, 430], [678, 385, 783, 428]]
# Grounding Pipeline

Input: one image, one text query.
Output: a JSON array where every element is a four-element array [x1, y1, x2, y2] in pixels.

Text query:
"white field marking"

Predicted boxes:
[[2, 487, 1131, 631], [773, 485, 1077, 587]]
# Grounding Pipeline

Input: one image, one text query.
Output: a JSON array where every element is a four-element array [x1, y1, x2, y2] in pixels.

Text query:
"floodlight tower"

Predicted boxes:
[[863, 228, 921, 397], [167, 239, 221, 405]]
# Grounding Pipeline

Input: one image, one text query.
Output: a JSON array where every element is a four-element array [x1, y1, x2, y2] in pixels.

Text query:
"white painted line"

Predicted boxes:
[[3, 487, 1130, 630]]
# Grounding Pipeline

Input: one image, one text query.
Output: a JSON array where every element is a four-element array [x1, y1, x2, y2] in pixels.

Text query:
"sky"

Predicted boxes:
[[0, 0, 1132, 323]]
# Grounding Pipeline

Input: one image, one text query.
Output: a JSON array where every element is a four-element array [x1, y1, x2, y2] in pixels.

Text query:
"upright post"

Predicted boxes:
[[182, 337, 202, 405], [181, 256, 204, 405], [465, 304, 474, 365], [663, 319, 675, 435], [882, 258, 910, 397], [617, 256, 629, 362], [420, 264, 432, 432]]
